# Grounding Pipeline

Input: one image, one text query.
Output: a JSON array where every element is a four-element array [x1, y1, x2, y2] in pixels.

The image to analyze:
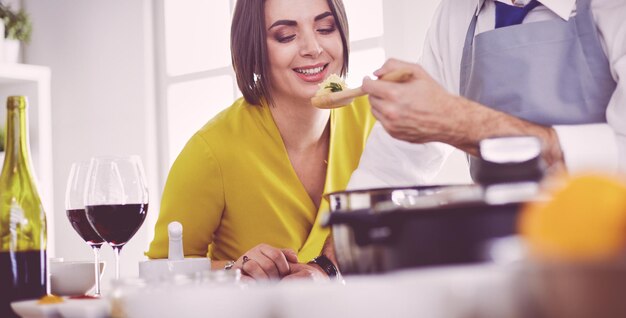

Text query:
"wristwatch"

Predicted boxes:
[[309, 255, 339, 278]]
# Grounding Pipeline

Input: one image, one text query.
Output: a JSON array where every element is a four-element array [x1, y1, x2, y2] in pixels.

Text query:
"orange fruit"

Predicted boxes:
[[519, 174, 626, 261]]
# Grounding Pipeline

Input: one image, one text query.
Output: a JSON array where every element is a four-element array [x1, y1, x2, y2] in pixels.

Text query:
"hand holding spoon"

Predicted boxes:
[[311, 68, 413, 109]]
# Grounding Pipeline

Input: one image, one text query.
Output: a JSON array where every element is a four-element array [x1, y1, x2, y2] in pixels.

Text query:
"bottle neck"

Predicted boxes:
[[4, 105, 32, 171]]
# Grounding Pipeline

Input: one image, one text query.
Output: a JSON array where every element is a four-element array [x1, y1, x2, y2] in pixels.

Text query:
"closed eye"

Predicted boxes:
[[317, 26, 336, 35], [276, 34, 296, 43]]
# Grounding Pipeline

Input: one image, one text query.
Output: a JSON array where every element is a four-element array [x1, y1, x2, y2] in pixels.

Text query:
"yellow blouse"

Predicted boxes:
[[146, 96, 375, 262]]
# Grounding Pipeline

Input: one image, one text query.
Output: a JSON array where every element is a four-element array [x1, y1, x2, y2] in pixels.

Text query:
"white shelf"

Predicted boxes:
[[0, 63, 49, 83], [0, 63, 55, 255]]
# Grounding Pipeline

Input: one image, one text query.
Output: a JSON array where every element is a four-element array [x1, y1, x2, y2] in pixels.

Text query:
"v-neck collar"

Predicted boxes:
[[260, 104, 334, 215]]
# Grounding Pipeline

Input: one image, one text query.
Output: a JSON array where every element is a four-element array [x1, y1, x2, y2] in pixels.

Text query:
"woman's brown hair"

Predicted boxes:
[[231, 0, 350, 106]]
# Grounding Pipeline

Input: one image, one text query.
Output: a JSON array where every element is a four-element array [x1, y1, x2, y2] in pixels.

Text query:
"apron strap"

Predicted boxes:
[[574, 0, 593, 33], [460, 2, 483, 96]]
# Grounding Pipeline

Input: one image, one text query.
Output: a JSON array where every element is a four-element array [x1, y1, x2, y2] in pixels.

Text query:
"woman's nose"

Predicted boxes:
[[299, 32, 323, 58]]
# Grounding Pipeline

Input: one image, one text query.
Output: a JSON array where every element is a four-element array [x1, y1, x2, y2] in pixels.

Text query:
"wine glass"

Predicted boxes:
[[65, 161, 105, 296], [84, 155, 149, 280]]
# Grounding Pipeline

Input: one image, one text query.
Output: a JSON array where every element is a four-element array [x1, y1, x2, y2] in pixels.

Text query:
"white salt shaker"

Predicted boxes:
[[139, 221, 211, 280], [167, 221, 184, 261]]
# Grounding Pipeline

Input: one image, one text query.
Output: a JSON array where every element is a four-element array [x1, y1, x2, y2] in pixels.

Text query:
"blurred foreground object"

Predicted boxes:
[[517, 260, 626, 318], [520, 174, 626, 260]]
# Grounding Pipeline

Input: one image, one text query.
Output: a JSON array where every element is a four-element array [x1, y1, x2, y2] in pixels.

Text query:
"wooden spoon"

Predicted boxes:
[[311, 68, 413, 109]]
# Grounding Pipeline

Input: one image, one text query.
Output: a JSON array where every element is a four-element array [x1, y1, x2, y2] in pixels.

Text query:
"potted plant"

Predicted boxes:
[[0, 2, 32, 63]]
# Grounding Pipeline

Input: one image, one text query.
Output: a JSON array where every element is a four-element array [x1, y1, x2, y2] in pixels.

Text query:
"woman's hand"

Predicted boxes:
[[236, 244, 298, 280], [281, 262, 329, 282]]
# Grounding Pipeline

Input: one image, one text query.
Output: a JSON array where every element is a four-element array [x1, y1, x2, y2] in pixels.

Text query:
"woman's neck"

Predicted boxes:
[[268, 94, 331, 209], [269, 95, 331, 152]]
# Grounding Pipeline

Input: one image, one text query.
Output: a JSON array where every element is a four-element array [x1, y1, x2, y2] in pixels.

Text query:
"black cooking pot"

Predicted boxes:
[[327, 184, 478, 212], [324, 183, 534, 274], [325, 136, 544, 274]]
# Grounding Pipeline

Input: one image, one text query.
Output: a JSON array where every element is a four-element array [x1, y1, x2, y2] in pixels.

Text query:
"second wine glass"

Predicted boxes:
[[65, 161, 105, 296], [84, 155, 149, 280]]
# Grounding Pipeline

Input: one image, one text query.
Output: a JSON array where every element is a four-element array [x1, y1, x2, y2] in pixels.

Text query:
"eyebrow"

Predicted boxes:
[[268, 11, 334, 30]]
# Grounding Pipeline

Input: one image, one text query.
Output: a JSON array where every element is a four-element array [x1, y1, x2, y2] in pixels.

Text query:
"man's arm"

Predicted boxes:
[[359, 0, 626, 175], [362, 59, 567, 172]]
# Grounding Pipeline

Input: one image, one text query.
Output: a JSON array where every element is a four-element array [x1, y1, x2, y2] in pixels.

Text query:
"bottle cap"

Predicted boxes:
[[7, 96, 27, 109]]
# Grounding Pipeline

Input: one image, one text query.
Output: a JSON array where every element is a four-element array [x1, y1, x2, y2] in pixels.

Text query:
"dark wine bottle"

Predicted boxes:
[[0, 96, 47, 317]]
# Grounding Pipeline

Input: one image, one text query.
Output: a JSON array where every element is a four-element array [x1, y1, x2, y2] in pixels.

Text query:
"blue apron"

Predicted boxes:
[[459, 0, 616, 179]]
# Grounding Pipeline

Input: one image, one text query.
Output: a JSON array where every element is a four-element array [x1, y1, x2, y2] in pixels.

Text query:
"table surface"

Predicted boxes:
[[14, 261, 626, 318]]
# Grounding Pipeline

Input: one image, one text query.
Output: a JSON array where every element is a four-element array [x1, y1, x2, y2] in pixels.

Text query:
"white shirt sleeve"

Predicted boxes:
[[347, 0, 457, 190], [601, 2, 626, 172], [554, 1, 626, 173], [553, 124, 618, 172], [347, 123, 454, 190]]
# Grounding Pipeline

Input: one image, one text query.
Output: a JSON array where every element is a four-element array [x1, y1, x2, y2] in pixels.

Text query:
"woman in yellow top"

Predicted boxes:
[[146, 0, 375, 280]]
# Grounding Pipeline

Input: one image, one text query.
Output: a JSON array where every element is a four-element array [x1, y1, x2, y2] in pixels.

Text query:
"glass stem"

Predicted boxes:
[[113, 246, 122, 281], [92, 245, 102, 296]]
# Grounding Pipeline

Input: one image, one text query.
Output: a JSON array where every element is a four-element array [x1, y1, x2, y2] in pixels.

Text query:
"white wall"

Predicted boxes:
[[23, 0, 159, 289], [383, 0, 439, 62]]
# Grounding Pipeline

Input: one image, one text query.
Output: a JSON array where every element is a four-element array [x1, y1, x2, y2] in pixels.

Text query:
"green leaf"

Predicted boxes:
[[0, 3, 32, 43], [324, 82, 343, 93]]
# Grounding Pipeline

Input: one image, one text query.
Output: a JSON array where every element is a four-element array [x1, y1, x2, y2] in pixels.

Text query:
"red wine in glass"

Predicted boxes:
[[65, 161, 105, 296], [84, 156, 149, 280], [85, 203, 148, 246], [66, 209, 105, 247]]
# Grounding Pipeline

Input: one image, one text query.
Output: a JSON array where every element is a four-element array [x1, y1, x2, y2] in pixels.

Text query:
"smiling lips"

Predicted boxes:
[[293, 63, 328, 82]]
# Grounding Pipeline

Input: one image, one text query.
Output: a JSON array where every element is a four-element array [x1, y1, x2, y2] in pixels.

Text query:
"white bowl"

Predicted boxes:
[[138, 258, 211, 280], [10, 299, 62, 318], [50, 260, 105, 296], [11, 297, 110, 318]]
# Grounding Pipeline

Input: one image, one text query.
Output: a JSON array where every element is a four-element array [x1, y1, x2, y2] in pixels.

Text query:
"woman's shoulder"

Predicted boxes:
[[194, 97, 267, 140], [196, 97, 251, 131], [180, 97, 273, 163]]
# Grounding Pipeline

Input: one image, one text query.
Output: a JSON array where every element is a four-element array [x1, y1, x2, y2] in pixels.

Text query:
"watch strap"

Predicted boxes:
[[309, 255, 338, 278]]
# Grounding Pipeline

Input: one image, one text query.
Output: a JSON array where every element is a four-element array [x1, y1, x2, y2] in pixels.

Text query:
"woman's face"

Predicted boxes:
[[264, 0, 344, 104]]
